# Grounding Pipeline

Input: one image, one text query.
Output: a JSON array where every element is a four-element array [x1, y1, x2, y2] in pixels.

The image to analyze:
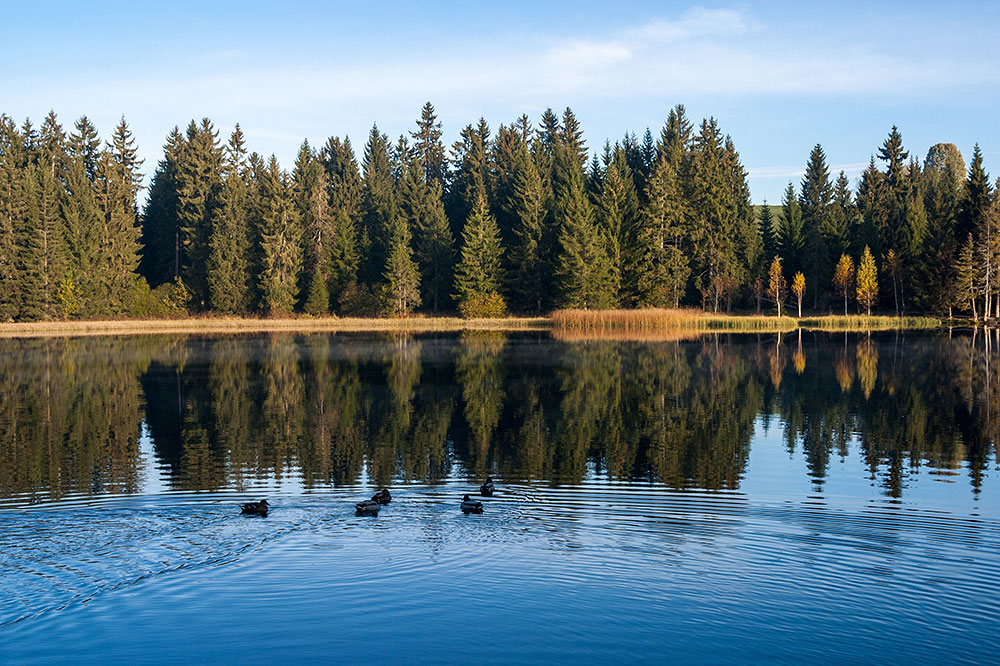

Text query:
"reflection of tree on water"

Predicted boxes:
[[2, 330, 1000, 502], [0, 338, 148, 502]]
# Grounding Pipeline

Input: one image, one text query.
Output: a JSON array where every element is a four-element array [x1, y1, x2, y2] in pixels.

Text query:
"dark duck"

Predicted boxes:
[[355, 499, 380, 515], [371, 488, 392, 504], [480, 477, 495, 497], [240, 499, 269, 516], [461, 494, 484, 514]]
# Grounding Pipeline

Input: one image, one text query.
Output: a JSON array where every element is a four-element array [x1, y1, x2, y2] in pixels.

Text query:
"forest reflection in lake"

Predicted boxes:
[[0, 329, 997, 505]]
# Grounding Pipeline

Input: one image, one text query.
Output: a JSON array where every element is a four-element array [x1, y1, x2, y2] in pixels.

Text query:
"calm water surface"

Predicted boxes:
[[1, 330, 998, 664]]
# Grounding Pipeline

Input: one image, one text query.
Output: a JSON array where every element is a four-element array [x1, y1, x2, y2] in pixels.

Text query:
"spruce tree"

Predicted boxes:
[[800, 144, 833, 307], [631, 156, 688, 307], [401, 156, 453, 312], [176, 119, 223, 308], [207, 126, 251, 313], [779, 182, 805, 276], [597, 144, 639, 303], [0, 117, 25, 319], [259, 157, 303, 315], [508, 145, 550, 312], [555, 155, 617, 309], [381, 213, 421, 315], [140, 127, 184, 286], [409, 102, 446, 189], [360, 124, 395, 284], [454, 193, 504, 313]]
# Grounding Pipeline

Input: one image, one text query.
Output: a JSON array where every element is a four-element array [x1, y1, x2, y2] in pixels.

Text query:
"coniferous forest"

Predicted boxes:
[[0, 103, 997, 322]]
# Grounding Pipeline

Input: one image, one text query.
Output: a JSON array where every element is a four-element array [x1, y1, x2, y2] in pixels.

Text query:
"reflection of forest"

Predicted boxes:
[[0, 330, 997, 501]]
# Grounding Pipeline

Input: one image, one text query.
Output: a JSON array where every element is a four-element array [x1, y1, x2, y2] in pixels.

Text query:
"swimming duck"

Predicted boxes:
[[461, 494, 484, 514], [240, 499, 269, 516], [371, 488, 392, 504], [355, 499, 380, 515], [480, 477, 495, 497]]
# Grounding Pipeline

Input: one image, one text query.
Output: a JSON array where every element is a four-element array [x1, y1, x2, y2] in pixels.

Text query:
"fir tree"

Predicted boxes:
[[508, 145, 550, 312], [176, 119, 223, 308], [140, 127, 184, 286], [207, 126, 251, 313], [454, 193, 504, 312], [409, 102, 446, 189], [259, 158, 303, 315], [0, 116, 23, 319], [778, 181, 805, 276], [555, 159, 617, 309], [631, 156, 688, 307], [954, 233, 979, 318], [381, 213, 421, 315], [597, 144, 639, 302], [360, 124, 395, 284], [401, 156, 453, 312]]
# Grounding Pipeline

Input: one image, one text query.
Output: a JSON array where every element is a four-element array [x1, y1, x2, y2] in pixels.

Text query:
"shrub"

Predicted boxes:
[[339, 282, 381, 317], [459, 291, 507, 319]]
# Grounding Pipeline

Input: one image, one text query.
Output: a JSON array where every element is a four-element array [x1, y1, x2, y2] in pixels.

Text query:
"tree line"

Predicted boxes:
[[0, 104, 996, 321]]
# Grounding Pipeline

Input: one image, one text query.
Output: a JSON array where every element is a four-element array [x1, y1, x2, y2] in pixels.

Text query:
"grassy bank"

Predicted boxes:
[[797, 315, 941, 330], [0, 311, 944, 339], [550, 308, 799, 333], [0, 316, 549, 338]]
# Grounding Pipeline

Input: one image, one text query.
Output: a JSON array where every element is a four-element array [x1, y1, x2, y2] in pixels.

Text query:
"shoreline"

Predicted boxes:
[[0, 313, 951, 339]]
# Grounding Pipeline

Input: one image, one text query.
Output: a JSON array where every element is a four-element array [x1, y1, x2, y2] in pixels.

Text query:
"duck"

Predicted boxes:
[[240, 499, 269, 516], [461, 494, 484, 514], [355, 499, 380, 515], [480, 477, 495, 497], [371, 488, 392, 504]]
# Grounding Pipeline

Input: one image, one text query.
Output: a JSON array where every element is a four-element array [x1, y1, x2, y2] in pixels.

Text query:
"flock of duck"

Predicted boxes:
[[238, 477, 496, 518]]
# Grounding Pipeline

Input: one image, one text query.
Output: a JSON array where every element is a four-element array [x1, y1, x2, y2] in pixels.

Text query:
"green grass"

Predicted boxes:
[[797, 315, 941, 330]]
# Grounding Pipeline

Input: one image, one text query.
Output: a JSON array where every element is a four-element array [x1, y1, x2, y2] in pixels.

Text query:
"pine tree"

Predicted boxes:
[[508, 145, 550, 312], [303, 263, 329, 316], [800, 144, 833, 307], [0, 117, 25, 319], [454, 193, 505, 315], [61, 119, 102, 315], [409, 102, 446, 189], [856, 246, 878, 315], [176, 119, 223, 308], [759, 202, 776, 270], [96, 117, 144, 314], [631, 156, 688, 307], [207, 126, 251, 313], [401, 156, 453, 312], [259, 157, 303, 315], [320, 136, 362, 307], [954, 233, 979, 318], [381, 213, 421, 315], [778, 181, 805, 276], [923, 143, 964, 314], [597, 144, 639, 302], [140, 127, 184, 286], [555, 152, 617, 309], [360, 125, 395, 284]]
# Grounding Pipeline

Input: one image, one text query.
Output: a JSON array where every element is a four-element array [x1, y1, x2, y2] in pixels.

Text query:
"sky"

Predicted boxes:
[[3, 0, 999, 204]]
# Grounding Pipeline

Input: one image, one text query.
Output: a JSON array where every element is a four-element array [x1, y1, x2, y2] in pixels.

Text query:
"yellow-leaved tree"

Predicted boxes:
[[856, 246, 878, 315], [791, 271, 806, 317], [768, 256, 786, 317], [832, 254, 855, 315]]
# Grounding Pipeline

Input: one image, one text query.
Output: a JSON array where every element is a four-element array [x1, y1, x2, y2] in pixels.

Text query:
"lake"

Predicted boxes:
[[1, 330, 998, 664]]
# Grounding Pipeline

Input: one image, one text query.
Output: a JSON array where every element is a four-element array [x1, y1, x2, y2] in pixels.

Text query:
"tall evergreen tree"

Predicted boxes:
[[360, 124, 395, 285], [381, 213, 421, 315], [454, 193, 504, 311], [778, 181, 806, 277], [597, 144, 639, 302], [800, 144, 833, 307], [631, 155, 688, 307], [176, 119, 223, 308], [140, 127, 184, 286], [401, 155, 454, 312], [207, 126, 251, 313], [258, 157, 302, 315], [508, 145, 550, 312]]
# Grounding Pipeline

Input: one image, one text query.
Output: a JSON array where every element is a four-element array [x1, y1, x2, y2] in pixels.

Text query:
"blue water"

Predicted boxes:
[[1, 332, 998, 664]]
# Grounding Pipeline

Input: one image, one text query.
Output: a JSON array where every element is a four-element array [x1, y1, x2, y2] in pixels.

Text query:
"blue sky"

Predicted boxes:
[[3, 0, 998, 203]]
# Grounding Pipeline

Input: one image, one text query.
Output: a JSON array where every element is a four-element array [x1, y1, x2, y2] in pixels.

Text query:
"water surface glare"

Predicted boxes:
[[1, 331, 998, 664]]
